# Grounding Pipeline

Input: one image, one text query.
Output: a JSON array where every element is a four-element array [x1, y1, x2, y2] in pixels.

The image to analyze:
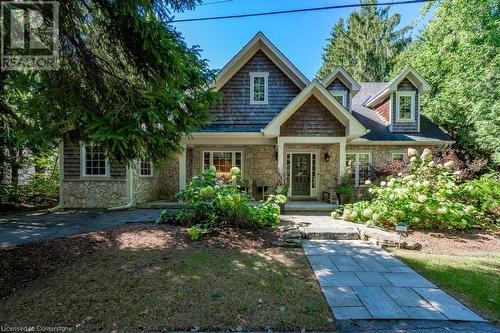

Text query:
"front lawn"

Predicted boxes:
[[0, 224, 335, 332], [391, 250, 500, 324]]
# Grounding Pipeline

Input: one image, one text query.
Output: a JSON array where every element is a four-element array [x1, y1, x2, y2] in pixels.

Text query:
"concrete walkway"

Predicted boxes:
[[0, 209, 161, 248], [304, 240, 485, 322]]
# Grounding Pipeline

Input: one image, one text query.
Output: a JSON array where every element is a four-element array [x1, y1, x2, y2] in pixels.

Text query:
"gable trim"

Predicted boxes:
[[322, 66, 361, 94], [366, 66, 431, 108], [211, 32, 309, 91], [263, 80, 367, 139]]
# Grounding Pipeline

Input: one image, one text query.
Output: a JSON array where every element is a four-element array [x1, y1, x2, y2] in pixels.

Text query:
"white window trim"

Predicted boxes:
[[249, 72, 269, 105], [332, 90, 348, 108], [391, 151, 405, 161], [202, 150, 244, 180], [395, 91, 416, 122], [80, 144, 110, 178], [137, 160, 153, 177], [346, 152, 372, 187]]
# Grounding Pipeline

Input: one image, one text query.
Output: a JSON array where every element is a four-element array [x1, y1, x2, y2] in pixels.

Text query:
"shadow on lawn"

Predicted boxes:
[[0, 224, 335, 331]]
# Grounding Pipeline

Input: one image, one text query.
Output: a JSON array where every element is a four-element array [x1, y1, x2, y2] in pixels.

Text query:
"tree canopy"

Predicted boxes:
[[393, 0, 499, 166], [318, 0, 411, 82], [1, 0, 219, 165]]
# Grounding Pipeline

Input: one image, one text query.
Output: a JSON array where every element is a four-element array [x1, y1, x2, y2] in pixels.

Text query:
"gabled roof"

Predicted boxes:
[[263, 80, 367, 139], [321, 66, 361, 95], [211, 32, 309, 91], [365, 65, 431, 107]]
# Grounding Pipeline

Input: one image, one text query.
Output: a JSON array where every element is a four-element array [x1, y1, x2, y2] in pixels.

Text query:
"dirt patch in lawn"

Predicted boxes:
[[402, 229, 500, 255], [0, 224, 334, 331]]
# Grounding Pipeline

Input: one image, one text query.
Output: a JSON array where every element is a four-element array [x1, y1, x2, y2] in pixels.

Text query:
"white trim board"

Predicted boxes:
[[322, 66, 361, 94]]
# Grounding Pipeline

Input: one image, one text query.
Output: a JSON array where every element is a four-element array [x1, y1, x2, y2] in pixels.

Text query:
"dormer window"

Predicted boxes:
[[396, 91, 416, 122], [332, 91, 347, 107], [250, 72, 268, 104]]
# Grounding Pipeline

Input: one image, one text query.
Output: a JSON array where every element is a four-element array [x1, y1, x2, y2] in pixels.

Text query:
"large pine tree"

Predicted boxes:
[[318, 0, 411, 82]]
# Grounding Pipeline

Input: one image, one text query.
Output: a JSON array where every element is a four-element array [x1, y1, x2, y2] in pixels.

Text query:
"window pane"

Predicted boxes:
[[399, 95, 412, 120], [334, 94, 344, 105], [311, 154, 316, 189], [253, 76, 265, 102], [213, 152, 233, 181], [85, 145, 106, 175], [392, 153, 404, 161], [286, 153, 291, 189], [235, 152, 242, 169], [203, 152, 210, 170], [358, 153, 371, 184], [140, 160, 152, 176]]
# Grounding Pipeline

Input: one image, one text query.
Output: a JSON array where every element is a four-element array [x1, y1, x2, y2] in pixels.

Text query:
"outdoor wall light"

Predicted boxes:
[[324, 153, 331, 162]]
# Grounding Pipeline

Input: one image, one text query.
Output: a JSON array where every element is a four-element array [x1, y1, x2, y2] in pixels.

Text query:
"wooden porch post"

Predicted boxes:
[[339, 139, 346, 180], [277, 138, 285, 175]]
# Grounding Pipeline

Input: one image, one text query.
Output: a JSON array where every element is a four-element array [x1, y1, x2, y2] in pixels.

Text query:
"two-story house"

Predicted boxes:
[[59, 32, 452, 208]]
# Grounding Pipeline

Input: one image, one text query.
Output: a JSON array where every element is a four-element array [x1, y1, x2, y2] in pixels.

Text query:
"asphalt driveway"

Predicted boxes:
[[0, 209, 162, 248]]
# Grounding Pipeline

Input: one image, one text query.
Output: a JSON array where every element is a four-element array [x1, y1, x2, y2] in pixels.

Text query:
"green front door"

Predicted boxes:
[[292, 154, 311, 196]]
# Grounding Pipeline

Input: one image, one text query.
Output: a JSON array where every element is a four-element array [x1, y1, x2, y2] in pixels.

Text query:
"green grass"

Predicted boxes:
[[391, 250, 500, 323], [0, 246, 335, 332]]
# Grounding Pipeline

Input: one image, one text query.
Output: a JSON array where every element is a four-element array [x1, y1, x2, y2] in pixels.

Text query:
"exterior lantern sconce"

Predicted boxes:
[[324, 153, 331, 162]]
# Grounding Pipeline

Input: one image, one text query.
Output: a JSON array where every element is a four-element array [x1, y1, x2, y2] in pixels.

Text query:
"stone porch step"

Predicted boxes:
[[302, 227, 360, 240]]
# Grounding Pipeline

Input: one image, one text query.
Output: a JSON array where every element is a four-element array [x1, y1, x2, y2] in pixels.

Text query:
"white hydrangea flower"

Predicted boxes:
[[428, 161, 435, 167], [437, 207, 447, 214], [412, 217, 420, 223], [365, 180, 371, 185], [363, 208, 373, 217], [420, 149, 432, 162], [407, 148, 417, 156], [380, 181, 386, 187], [417, 194, 427, 203], [422, 180, 430, 187], [444, 161, 454, 169], [410, 156, 417, 162]]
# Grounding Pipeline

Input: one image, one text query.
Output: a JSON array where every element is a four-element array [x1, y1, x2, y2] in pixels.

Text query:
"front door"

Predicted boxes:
[[292, 154, 311, 196]]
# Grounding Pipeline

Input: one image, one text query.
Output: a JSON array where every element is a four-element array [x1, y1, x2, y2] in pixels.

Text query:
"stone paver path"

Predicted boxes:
[[304, 240, 485, 321]]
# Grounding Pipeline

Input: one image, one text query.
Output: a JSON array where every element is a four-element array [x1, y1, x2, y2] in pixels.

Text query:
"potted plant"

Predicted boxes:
[[336, 163, 355, 205]]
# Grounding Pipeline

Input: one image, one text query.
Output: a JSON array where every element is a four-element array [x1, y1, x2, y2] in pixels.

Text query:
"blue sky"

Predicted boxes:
[[172, 0, 434, 79]]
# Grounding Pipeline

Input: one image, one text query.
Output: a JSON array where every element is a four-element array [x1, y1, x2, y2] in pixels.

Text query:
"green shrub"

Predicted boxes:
[[187, 225, 209, 240], [174, 166, 284, 239], [332, 148, 486, 230], [457, 174, 499, 224]]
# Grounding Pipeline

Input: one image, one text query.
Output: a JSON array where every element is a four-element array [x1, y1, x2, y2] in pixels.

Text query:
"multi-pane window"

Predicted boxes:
[[250, 72, 268, 104], [332, 91, 347, 107], [392, 152, 405, 161], [82, 145, 108, 176], [396, 91, 415, 121], [139, 160, 153, 176], [203, 151, 243, 182], [346, 152, 372, 187]]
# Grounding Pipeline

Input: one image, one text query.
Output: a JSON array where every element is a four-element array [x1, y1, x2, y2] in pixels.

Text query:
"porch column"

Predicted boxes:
[[179, 144, 187, 191], [277, 138, 285, 175], [338, 139, 346, 180]]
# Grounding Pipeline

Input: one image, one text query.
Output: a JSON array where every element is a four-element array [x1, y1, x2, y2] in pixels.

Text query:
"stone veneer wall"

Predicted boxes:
[[345, 145, 435, 167], [61, 180, 127, 208], [151, 158, 180, 201]]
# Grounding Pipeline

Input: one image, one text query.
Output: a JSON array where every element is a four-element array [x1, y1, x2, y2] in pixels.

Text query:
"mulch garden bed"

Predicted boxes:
[[402, 228, 500, 255]]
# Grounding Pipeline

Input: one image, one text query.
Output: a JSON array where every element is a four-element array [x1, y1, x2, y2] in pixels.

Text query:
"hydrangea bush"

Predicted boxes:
[[164, 166, 286, 239], [332, 148, 483, 229]]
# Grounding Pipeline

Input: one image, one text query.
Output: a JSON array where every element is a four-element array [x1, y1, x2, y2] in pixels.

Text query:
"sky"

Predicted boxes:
[[172, 0, 435, 80]]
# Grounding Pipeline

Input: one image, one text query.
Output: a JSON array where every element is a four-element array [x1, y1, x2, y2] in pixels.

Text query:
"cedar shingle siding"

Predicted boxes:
[[373, 97, 390, 123], [326, 78, 351, 110], [280, 95, 345, 136], [391, 79, 419, 132], [204, 50, 301, 132], [63, 137, 126, 179]]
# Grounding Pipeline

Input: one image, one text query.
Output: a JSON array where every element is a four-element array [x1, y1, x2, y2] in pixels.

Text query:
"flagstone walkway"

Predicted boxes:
[[304, 240, 486, 321]]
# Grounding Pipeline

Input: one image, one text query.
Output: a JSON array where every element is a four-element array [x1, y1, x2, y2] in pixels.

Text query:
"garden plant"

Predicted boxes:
[[157, 166, 286, 239], [332, 148, 499, 229]]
